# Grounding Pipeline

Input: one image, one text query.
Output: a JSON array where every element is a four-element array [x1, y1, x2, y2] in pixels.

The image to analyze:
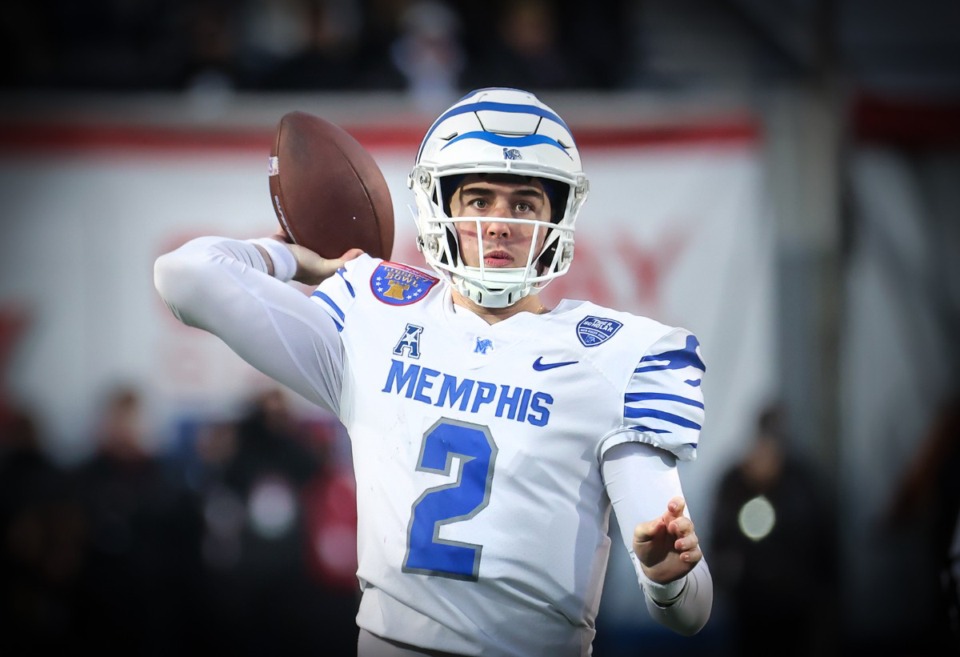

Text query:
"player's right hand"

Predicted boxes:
[[261, 233, 364, 286], [287, 242, 364, 286]]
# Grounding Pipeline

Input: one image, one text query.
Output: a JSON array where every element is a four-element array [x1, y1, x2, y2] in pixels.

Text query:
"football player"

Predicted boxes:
[[155, 88, 713, 656]]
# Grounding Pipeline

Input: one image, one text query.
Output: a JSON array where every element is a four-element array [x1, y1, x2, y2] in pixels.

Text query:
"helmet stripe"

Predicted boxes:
[[445, 101, 570, 132], [440, 131, 572, 158], [417, 100, 572, 161]]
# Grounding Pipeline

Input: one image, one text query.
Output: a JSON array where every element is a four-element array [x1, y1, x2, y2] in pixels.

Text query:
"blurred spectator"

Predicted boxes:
[[0, 406, 87, 655], [885, 393, 960, 652], [72, 384, 204, 656], [461, 0, 589, 91], [0, 304, 29, 429], [0, 306, 88, 652], [194, 387, 359, 655], [709, 402, 839, 657], [174, 0, 246, 93], [352, 0, 465, 112], [386, 0, 465, 111], [354, 0, 414, 79], [253, 0, 363, 91]]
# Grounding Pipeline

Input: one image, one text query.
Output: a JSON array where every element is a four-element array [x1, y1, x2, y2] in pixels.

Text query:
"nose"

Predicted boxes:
[[483, 198, 513, 238], [484, 220, 511, 239]]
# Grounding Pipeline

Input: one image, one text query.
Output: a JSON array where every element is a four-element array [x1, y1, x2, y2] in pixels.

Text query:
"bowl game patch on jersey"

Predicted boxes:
[[372, 262, 438, 306]]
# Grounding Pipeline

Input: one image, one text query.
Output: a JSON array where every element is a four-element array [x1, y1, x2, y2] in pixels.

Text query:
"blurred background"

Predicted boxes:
[[1, 0, 958, 655]]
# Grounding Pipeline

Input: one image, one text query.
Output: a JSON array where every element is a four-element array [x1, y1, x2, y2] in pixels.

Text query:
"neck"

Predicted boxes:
[[451, 290, 547, 324]]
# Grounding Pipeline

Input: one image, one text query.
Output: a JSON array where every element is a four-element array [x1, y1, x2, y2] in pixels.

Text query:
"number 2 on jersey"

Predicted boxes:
[[403, 418, 498, 581]]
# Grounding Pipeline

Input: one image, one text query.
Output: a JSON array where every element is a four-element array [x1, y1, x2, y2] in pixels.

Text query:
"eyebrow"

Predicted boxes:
[[458, 185, 545, 201]]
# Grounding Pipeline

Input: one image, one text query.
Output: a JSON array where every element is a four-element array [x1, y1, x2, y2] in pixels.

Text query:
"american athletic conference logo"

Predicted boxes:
[[576, 316, 623, 347], [372, 263, 438, 306]]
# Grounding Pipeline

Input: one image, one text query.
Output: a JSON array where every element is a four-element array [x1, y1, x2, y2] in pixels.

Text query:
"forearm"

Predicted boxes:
[[154, 236, 343, 411], [603, 442, 713, 635], [641, 557, 712, 635]]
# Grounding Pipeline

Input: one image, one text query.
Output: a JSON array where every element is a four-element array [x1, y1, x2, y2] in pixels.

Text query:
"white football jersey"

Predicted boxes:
[[306, 254, 706, 657]]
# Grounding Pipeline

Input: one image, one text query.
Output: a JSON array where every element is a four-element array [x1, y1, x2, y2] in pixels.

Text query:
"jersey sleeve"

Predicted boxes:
[[599, 328, 706, 461], [154, 236, 346, 414]]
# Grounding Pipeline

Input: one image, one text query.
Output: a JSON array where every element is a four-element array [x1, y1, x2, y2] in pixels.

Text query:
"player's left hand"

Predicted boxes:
[[633, 496, 702, 584]]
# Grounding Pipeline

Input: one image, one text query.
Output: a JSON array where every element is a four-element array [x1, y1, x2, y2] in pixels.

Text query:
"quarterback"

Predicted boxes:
[[155, 88, 713, 656]]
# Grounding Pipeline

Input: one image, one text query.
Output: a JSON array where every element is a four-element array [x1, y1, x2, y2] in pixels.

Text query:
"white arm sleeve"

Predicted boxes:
[[602, 441, 713, 636], [153, 236, 344, 414]]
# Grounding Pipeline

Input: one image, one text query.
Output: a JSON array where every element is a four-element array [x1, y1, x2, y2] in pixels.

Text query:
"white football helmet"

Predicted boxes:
[[408, 88, 589, 308]]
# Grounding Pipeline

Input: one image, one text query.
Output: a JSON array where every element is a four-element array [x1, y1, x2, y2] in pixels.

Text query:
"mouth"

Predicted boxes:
[[483, 250, 514, 267]]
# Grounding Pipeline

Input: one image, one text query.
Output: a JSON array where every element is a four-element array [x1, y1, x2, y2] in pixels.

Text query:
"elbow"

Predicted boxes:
[[155, 251, 189, 306], [154, 248, 211, 324]]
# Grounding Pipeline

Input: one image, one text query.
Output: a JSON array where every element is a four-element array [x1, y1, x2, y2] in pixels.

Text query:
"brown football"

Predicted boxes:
[[269, 111, 394, 260]]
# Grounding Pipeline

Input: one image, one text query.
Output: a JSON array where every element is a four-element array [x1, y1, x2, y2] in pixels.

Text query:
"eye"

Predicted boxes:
[[514, 201, 533, 214]]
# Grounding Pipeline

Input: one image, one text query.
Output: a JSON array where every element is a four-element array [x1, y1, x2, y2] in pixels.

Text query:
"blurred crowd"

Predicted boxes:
[[0, 0, 635, 97], [0, 384, 360, 656]]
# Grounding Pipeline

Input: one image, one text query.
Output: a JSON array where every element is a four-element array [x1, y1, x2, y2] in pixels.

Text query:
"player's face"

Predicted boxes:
[[450, 175, 553, 269]]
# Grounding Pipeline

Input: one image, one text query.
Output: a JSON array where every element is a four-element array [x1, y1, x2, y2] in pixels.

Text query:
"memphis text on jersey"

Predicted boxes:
[[382, 359, 552, 427]]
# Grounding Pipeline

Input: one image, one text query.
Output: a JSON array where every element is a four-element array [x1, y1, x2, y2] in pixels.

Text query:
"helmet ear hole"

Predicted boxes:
[[439, 175, 465, 217], [537, 240, 557, 271], [542, 181, 568, 223], [443, 225, 460, 266], [536, 181, 568, 270]]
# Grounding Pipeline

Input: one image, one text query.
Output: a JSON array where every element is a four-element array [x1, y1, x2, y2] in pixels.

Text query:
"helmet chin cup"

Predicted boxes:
[[456, 270, 531, 308], [410, 88, 589, 308]]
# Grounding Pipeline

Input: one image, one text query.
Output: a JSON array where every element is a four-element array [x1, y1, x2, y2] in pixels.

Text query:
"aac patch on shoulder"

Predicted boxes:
[[372, 262, 438, 306], [577, 315, 623, 347]]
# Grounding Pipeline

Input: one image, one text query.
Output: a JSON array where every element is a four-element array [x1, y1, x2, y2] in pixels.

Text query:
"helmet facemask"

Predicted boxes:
[[408, 88, 589, 308]]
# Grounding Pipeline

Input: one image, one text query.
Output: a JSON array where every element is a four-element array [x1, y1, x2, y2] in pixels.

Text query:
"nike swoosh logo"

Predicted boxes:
[[532, 357, 578, 371]]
